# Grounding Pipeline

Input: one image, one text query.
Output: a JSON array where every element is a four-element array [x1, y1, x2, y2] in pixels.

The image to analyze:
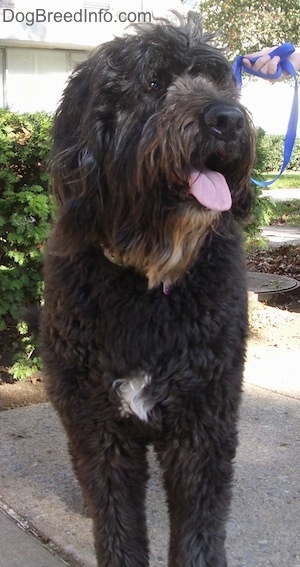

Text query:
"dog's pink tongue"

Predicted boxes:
[[189, 169, 232, 211]]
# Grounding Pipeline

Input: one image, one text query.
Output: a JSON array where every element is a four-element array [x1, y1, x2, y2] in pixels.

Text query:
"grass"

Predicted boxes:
[[268, 199, 300, 227], [257, 171, 300, 226], [258, 171, 300, 189]]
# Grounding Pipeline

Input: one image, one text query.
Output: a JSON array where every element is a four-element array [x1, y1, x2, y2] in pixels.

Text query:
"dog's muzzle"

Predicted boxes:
[[186, 103, 247, 211], [204, 104, 245, 142]]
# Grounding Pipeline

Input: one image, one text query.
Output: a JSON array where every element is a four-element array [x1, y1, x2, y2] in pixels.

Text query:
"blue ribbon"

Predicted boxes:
[[232, 43, 298, 187]]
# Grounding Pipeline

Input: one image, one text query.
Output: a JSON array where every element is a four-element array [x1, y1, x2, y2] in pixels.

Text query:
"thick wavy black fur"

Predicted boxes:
[[39, 11, 255, 567]]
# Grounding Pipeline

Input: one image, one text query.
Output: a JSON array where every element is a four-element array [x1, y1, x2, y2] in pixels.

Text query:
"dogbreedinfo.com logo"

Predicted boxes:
[[2, 8, 152, 26]]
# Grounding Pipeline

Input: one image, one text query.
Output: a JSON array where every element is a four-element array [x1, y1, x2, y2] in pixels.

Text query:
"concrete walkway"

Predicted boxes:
[[0, 511, 66, 567], [261, 187, 300, 246], [261, 224, 300, 247], [262, 187, 300, 201]]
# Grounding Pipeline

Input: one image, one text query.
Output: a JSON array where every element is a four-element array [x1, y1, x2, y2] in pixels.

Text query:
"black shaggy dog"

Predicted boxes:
[[41, 12, 255, 567]]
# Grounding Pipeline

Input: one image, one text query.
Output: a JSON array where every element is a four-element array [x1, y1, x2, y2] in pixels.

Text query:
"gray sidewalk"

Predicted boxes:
[[261, 187, 300, 201], [261, 224, 300, 247], [261, 187, 300, 246], [1, 364, 299, 567], [0, 511, 66, 567]]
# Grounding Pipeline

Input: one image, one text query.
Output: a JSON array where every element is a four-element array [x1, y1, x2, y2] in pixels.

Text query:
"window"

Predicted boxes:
[[5, 48, 88, 112]]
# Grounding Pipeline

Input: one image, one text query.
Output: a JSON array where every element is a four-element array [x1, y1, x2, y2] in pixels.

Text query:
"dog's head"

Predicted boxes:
[[51, 12, 255, 288]]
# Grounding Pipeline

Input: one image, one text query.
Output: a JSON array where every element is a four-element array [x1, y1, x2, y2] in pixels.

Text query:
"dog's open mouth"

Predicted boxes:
[[188, 168, 232, 212]]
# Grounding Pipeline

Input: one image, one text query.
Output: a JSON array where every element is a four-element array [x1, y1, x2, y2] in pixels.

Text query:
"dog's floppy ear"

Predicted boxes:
[[50, 55, 107, 253]]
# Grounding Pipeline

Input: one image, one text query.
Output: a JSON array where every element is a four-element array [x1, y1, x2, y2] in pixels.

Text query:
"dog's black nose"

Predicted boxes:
[[204, 104, 245, 141]]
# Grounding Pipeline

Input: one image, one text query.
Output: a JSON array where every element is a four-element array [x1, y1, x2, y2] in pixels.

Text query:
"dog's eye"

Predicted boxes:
[[144, 79, 164, 94], [144, 70, 172, 95], [150, 80, 161, 91]]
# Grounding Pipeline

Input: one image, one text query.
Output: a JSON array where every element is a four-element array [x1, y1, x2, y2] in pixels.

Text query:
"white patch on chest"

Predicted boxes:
[[113, 374, 153, 422]]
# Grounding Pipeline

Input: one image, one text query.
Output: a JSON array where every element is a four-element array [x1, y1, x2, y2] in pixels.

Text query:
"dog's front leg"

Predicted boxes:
[[61, 414, 150, 567], [155, 424, 236, 567]]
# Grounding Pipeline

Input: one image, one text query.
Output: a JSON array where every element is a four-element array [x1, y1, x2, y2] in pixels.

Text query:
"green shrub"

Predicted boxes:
[[244, 127, 299, 248], [10, 321, 41, 380], [241, 128, 275, 247], [289, 138, 300, 171], [0, 110, 53, 379], [244, 186, 276, 249], [254, 129, 300, 174]]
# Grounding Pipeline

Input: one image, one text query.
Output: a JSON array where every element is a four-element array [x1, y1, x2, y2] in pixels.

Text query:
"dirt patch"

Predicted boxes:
[[248, 295, 300, 350], [0, 374, 48, 411]]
